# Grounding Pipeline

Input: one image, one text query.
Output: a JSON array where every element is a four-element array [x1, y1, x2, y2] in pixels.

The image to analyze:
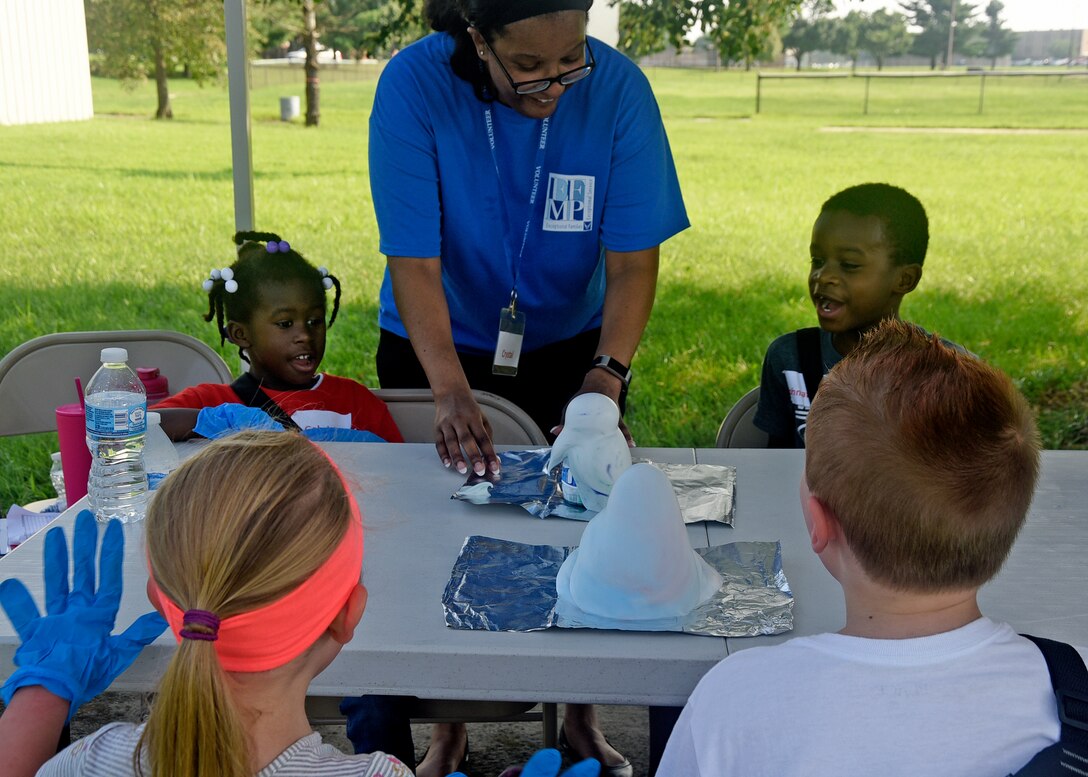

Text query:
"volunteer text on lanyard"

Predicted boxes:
[[484, 106, 549, 376]]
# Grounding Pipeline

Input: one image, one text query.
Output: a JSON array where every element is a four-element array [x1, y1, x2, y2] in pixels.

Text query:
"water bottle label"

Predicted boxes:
[[147, 472, 168, 490], [86, 403, 147, 437]]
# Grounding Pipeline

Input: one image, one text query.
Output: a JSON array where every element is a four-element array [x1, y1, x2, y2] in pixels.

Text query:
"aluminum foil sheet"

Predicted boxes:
[[442, 535, 793, 638], [452, 449, 736, 525]]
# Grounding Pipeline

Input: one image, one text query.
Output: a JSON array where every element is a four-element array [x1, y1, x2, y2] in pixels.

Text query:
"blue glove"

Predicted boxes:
[[194, 403, 286, 439], [303, 427, 387, 443], [0, 510, 168, 722], [451, 748, 600, 777]]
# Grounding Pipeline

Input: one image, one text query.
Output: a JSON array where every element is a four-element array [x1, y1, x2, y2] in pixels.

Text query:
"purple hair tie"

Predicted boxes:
[[265, 240, 290, 253], [180, 609, 221, 642]]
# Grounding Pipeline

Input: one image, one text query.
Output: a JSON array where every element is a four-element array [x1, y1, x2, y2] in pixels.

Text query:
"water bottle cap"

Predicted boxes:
[[100, 347, 128, 363], [148, 412, 161, 425], [51, 452, 62, 463]]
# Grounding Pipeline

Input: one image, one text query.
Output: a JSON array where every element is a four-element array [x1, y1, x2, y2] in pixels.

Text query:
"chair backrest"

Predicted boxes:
[[715, 386, 769, 448], [371, 388, 547, 446], [0, 330, 233, 437]]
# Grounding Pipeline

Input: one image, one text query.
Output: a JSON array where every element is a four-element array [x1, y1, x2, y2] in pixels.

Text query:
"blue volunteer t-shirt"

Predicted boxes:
[[370, 33, 689, 355]]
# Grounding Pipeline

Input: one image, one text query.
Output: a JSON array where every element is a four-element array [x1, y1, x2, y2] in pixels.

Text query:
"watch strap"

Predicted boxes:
[[592, 355, 632, 386]]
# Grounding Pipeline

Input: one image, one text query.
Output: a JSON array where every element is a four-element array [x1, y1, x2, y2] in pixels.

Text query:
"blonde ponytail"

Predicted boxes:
[[137, 431, 352, 776]]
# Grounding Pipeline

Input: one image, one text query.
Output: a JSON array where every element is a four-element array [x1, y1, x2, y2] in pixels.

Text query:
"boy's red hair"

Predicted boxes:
[[805, 319, 1040, 591]]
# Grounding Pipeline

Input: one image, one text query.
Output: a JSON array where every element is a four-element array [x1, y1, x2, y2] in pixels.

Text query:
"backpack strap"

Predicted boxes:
[[795, 327, 824, 406], [230, 373, 302, 432], [1009, 634, 1088, 776]]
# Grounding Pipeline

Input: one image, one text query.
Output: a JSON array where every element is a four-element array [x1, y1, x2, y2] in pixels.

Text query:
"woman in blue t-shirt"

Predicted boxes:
[[369, 0, 688, 481], [360, 2, 688, 774]]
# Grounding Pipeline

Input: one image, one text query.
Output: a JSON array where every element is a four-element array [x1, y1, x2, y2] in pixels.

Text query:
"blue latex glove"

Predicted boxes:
[[0, 510, 168, 722], [452, 748, 600, 777], [194, 403, 286, 439], [303, 427, 387, 443]]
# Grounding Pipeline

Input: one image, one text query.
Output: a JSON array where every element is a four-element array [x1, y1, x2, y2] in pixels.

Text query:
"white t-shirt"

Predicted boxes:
[[36, 722, 412, 776], [657, 618, 1085, 777]]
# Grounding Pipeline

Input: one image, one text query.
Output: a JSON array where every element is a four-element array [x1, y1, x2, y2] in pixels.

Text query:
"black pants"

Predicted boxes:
[[376, 327, 606, 438]]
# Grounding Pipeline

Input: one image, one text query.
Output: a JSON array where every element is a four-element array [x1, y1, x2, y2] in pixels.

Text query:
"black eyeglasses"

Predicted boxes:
[[484, 40, 595, 95]]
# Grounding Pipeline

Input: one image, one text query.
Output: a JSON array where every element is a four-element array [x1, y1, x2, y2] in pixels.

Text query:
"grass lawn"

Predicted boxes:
[[2, 65, 1086, 508]]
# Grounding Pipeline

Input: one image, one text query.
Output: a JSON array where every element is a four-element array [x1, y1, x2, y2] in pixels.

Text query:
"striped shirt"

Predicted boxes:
[[37, 722, 413, 776]]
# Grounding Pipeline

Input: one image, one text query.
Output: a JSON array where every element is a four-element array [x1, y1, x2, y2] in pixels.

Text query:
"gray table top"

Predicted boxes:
[[695, 448, 1088, 651], [2, 445, 1084, 707]]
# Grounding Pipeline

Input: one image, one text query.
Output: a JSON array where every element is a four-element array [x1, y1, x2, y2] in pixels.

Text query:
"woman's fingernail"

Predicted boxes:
[[443, 458, 451, 468], [457, 463, 468, 474], [550, 426, 561, 435], [490, 461, 501, 474]]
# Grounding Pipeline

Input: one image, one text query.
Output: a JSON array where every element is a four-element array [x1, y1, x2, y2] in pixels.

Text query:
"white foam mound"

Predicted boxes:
[[556, 463, 723, 621], [547, 393, 631, 512]]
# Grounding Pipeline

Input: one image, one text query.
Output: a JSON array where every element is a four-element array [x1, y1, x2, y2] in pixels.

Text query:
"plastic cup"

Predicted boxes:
[[56, 403, 91, 505]]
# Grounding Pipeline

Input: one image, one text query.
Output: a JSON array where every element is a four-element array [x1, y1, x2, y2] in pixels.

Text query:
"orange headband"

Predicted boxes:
[[147, 452, 364, 673]]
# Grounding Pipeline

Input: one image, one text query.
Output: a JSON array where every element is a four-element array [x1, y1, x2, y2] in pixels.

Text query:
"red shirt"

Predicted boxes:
[[153, 373, 404, 443]]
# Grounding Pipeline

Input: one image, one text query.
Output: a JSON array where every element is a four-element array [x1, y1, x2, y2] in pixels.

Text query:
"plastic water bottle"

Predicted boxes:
[[143, 412, 179, 491], [85, 347, 147, 523], [49, 452, 67, 511]]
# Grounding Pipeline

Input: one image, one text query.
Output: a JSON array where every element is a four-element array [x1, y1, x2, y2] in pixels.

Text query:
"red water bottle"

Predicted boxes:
[[137, 367, 170, 405]]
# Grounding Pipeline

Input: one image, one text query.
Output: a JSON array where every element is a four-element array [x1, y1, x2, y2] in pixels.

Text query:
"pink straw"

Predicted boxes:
[[75, 378, 85, 411]]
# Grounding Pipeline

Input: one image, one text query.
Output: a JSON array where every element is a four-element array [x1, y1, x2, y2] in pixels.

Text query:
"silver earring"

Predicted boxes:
[[479, 50, 485, 56]]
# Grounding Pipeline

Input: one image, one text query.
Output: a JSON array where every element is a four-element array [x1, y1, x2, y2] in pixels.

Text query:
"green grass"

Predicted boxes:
[[2, 67, 1087, 508]]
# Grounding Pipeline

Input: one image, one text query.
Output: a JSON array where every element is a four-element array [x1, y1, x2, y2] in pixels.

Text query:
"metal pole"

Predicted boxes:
[[756, 73, 762, 114], [863, 75, 870, 115], [945, 0, 958, 70], [978, 72, 985, 114], [224, 0, 254, 232]]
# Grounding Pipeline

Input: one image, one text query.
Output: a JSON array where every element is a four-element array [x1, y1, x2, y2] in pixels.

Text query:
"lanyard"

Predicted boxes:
[[484, 106, 549, 312]]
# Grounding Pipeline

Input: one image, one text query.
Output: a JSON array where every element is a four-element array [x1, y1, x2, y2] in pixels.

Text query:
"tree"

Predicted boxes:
[[618, 0, 804, 69], [899, 0, 978, 69], [828, 10, 863, 72], [860, 9, 910, 70], [783, 16, 834, 70], [84, 0, 224, 119]]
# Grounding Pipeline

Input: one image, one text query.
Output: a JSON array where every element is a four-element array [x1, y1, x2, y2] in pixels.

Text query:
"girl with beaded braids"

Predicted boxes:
[[154, 232, 403, 444]]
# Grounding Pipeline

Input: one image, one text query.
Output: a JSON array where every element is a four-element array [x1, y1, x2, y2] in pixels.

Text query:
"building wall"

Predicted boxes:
[[1012, 29, 1087, 60], [0, 0, 94, 126], [588, 1, 620, 48]]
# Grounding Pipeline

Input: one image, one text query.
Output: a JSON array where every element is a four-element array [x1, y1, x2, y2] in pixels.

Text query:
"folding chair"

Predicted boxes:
[[714, 387, 769, 448], [0, 330, 232, 437]]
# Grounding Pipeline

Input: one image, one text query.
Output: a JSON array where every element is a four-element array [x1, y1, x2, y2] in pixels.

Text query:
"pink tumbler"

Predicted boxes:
[[56, 403, 92, 504]]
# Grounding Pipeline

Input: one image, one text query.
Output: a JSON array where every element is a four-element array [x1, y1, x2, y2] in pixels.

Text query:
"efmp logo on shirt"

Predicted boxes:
[[544, 173, 594, 232]]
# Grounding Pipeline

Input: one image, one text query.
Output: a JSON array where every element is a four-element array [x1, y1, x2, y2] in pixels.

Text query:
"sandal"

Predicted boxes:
[[558, 726, 633, 777]]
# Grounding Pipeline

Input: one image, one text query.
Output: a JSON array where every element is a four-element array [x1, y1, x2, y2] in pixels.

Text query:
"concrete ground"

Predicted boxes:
[[64, 693, 654, 776]]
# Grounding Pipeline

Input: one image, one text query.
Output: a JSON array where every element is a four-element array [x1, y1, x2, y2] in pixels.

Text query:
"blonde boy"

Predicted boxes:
[[659, 319, 1085, 776]]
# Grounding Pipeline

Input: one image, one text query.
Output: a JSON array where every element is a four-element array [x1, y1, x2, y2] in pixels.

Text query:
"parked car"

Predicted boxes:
[[285, 46, 339, 64]]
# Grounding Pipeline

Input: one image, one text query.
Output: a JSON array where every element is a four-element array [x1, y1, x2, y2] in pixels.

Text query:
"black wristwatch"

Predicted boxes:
[[591, 355, 632, 387]]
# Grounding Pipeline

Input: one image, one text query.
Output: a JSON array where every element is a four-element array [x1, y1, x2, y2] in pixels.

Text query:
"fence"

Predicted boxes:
[[249, 60, 386, 90], [755, 70, 1088, 116]]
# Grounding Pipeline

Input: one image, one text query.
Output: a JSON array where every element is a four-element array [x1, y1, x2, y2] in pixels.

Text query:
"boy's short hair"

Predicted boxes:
[[805, 319, 1039, 592], [820, 183, 929, 266]]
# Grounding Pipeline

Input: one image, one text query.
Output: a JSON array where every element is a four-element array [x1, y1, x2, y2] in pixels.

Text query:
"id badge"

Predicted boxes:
[[493, 306, 526, 376]]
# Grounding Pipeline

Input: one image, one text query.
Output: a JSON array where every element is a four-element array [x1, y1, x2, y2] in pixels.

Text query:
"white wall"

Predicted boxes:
[[588, 0, 620, 48], [0, 0, 94, 126]]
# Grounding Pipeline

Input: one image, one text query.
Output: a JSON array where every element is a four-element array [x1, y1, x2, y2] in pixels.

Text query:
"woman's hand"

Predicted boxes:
[[552, 369, 635, 447], [434, 386, 500, 476]]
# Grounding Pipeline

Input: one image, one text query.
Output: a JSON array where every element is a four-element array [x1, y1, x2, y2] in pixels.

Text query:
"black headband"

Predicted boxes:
[[487, 0, 591, 28]]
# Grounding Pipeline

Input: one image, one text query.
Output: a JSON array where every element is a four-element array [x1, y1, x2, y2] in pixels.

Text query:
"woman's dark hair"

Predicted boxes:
[[426, 0, 593, 101], [203, 231, 342, 363]]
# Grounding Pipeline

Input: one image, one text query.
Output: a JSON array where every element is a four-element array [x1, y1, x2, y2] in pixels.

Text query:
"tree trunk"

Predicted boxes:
[[153, 40, 172, 119], [796, 52, 803, 71], [303, 0, 320, 127], [877, 56, 884, 71]]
